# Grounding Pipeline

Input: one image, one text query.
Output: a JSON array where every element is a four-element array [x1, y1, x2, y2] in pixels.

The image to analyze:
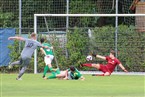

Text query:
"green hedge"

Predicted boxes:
[[6, 25, 145, 73]]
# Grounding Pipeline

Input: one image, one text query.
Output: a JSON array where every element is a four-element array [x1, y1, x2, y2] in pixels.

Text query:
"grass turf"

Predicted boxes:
[[0, 73, 144, 97]]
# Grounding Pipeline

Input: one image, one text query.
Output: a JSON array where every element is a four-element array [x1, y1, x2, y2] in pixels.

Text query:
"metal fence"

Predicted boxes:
[[1, 0, 145, 72], [1, 0, 135, 31]]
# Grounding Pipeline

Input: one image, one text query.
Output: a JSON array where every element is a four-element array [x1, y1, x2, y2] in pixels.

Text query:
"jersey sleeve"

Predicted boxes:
[[116, 59, 121, 64], [36, 41, 43, 47], [75, 71, 82, 79], [67, 68, 70, 71], [75, 68, 82, 78], [23, 38, 28, 41], [105, 56, 109, 61], [42, 43, 46, 47]]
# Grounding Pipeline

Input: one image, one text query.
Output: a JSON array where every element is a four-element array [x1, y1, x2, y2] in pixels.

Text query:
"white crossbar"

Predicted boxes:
[[34, 14, 145, 17]]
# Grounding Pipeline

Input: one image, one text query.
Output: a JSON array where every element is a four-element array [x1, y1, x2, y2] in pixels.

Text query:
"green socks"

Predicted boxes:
[[44, 66, 60, 79], [56, 68, 60, 74], [48, 74, 56, 79], [43, 65, 49, 76], [49, 67, 53, 72]]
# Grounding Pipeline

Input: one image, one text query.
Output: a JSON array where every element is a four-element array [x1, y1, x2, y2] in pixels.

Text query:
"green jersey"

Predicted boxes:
[[68, 68, 82, 80], [42, 43, 53, 55]]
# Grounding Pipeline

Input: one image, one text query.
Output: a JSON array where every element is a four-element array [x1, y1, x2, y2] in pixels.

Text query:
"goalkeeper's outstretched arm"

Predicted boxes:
[[92, 53, 106, 60], [118, 63, 128, 72], [96, 55, 106, 60]]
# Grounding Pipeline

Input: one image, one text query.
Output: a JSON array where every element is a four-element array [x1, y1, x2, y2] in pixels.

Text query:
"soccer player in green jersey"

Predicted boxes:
[[40, 38, 54, 78], [44, 65, 85, 80], [46, 67, 61, 79], [65, 65, 85, 80]]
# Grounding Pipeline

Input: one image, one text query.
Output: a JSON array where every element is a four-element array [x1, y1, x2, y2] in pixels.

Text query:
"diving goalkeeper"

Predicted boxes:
[[81, 50, 128, 76]]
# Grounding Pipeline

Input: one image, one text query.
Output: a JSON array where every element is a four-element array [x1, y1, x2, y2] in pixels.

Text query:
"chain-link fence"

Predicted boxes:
[[1, 0, 145, 72], [1, 0, 135, 31]]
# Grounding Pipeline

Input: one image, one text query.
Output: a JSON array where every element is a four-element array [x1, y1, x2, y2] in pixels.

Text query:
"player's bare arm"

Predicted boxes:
[[49, 46, 53, 49], [8, 36, 25, 41], [96, 55, 106, 60], [118, 63, 128, 72], [91, 53, 106, 60], [63, 70, 69, 80], [40, 48, 46, 55]]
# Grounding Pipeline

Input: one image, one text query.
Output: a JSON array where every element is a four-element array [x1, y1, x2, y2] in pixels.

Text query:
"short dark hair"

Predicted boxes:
[[69, 65, 75, 72], [40, 38, 45, 43], [110, 50, 115, 55]]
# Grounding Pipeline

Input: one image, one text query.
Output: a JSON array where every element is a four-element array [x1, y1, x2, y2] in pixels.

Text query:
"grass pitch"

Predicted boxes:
[[0, 73, 144, 97]]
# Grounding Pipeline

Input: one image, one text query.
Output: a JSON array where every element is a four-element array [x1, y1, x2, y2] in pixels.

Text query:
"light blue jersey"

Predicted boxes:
[[21, 38, 42, 58]]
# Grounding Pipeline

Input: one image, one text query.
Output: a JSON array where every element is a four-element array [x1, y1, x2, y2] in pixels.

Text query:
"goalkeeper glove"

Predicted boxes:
[[92, 53, 97, 57], [90, 52, 97, 57]]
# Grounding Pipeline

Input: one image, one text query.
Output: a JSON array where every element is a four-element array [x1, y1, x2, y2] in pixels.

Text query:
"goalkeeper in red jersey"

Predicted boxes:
[[81, 50, 128, 76]]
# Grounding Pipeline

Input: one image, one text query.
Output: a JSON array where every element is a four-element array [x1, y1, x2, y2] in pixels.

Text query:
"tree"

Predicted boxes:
[[66, 28, 89, 68]]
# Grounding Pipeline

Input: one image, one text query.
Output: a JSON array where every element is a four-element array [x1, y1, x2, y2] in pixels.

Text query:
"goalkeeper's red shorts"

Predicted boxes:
[[99, 64, 112, 74]]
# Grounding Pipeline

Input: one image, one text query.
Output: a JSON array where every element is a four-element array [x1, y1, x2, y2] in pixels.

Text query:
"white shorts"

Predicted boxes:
[[44, 55, 54, 65], [67, 71, 73, 80], [59, 71, 73, 80]]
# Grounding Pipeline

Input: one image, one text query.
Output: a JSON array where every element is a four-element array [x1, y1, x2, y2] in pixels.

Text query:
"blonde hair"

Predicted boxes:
[[31, 33, 36, 37]]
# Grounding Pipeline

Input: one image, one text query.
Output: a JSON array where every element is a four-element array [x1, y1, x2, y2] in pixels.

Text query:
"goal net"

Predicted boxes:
[[34, 13, 145, 74]]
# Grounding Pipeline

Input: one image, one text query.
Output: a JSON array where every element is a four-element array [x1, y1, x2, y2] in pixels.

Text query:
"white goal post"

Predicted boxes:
[[34, 13, 145, 74]]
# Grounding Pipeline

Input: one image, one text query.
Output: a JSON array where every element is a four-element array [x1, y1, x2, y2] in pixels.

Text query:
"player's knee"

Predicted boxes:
[[91, 64, 96, 67], [46, 64, 52, 67], [92, 64, 100, 69]]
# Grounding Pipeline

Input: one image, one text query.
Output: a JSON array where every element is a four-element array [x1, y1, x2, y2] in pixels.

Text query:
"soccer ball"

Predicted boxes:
[[86, 55, 92, 61]]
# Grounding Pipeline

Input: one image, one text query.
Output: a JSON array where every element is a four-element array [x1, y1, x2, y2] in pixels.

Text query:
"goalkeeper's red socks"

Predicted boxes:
[[82, 63, 92, 67]]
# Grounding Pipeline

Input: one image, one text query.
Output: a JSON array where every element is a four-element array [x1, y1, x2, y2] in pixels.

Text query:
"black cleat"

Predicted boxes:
[[79, 64, 84, 68], [78, 61, 84, 68], [92, 74, 97, 76], [16, 78, 22, 80], [42, 75, 45, 78]]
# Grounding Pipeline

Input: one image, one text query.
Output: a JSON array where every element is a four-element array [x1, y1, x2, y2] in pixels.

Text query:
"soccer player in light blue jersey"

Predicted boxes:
[[8, 33, 47, 80]]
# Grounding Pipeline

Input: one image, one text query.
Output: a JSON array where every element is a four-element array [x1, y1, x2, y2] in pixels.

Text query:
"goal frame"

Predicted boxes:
[[34, 13, 145, 74]]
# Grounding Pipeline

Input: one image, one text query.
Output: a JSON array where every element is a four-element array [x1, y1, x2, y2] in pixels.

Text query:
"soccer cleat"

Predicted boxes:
[[43, 77, 47, 80], [78, 61, 84, 68], [16, 78, 22, 80], [42, 75, 45, 78], [8, 64, 13, 69], [92, 74, 97, 76], [79, 64, 84, 68]]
